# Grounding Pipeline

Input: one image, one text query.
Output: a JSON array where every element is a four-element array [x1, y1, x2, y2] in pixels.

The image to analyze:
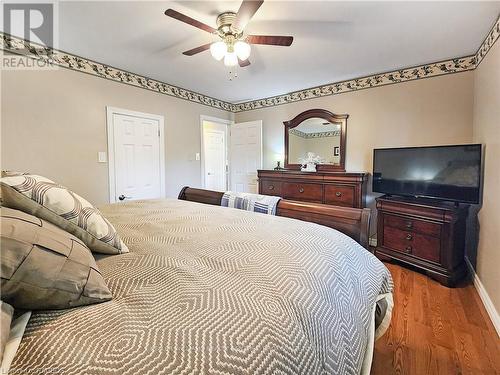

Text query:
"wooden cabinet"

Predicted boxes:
[[257, 170, 368, 208], [375, 195, 469, 287]]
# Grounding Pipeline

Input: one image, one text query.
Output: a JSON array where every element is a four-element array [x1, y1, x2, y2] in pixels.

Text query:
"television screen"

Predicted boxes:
[[373, 144, 481, 204]]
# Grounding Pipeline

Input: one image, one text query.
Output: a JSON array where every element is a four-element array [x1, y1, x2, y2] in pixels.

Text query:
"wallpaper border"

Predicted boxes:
[[0, 32, 235, 112], [1, 13, 499, 113], [233, 13, 499, 112], [232, 56, 476, 112], [475, 14, 500, 67]]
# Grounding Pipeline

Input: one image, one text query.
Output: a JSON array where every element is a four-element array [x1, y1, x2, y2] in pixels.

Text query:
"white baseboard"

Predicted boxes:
[[465, 258, 500, 337]]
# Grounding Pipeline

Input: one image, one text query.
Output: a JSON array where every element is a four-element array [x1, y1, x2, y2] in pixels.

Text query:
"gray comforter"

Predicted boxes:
[[12, 198, 393, 375]]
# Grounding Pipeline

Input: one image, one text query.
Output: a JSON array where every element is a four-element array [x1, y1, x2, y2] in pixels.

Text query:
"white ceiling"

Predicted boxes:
[[297, 118, 340, 133], [15, 1, 500, 103]]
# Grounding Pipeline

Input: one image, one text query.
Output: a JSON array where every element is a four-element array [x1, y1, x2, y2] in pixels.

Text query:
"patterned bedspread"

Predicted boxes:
[[12, 198, 393, 375]]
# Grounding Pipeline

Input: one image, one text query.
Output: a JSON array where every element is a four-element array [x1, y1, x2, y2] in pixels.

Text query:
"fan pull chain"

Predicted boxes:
[[228, 69, 238, 81]]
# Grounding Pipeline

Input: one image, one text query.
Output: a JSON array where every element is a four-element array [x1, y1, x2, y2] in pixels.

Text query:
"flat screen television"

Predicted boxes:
[[373, 144, 481, 204]]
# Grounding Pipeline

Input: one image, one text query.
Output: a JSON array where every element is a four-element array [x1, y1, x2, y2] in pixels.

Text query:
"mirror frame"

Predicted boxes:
[[284, 109, 348, 172]]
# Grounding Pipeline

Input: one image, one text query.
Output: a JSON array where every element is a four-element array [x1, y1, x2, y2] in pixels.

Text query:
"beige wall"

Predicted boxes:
[[1, 68, 232, 204], [235, 72, 475, 233], [473, 40, 500, 312]]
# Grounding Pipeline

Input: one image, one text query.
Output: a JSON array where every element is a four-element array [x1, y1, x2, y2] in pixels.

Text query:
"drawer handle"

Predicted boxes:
[[406, 221, 413, 229], [299, 188, 304, 193], [335, 192, 342, 197], [268, 185, 274, 190], [406, 233, 413, 241], [405, 246, 412, 253]]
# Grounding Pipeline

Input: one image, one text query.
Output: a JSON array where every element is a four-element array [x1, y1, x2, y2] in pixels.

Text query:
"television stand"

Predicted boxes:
[[375, 195, 469, 287]]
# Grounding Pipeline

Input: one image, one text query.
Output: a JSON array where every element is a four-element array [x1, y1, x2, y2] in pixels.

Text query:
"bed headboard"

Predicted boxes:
[[178, 187, 371, 250]]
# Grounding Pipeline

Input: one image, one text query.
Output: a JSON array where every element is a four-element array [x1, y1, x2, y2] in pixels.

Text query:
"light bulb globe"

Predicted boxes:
[[210, 41, 227, 61], [234, 41, 251, 60], [224, 52, 238, 67]]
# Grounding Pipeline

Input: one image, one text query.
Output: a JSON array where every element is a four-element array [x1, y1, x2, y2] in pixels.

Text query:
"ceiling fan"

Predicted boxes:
[[164, 0, 293, 68]]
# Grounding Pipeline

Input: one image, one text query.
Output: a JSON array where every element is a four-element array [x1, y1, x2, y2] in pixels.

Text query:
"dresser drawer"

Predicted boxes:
[[324, 185, 355, 207], [282, 182, 323, 202], [384, 214, 441, 237], [260, 179, 282, 197], [383, 226, 441, 263]]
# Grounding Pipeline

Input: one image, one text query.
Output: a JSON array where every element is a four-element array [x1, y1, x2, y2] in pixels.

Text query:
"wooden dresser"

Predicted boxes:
[[375, 195, 469, 287], [257, 170, 368, 208]]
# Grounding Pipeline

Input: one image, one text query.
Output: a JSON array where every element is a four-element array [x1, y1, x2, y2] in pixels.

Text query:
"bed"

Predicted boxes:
[[10, 194, 393, 375]]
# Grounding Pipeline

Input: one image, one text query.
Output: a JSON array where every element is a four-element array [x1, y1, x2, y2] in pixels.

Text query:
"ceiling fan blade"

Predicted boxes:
[[165, 9, 217, 34], [238, 58, 251, 67], [182, 43, 212, 56], [232, 0, 264, 32], [246, 35, 293, 46]]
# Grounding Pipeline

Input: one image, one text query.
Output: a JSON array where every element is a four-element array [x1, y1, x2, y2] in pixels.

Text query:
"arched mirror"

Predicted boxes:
[[284, 109, 348, 172]]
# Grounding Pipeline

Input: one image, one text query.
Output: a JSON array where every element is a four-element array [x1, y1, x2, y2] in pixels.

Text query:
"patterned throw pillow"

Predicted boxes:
[[0, 174, 128, 255], [1, 207, 112, 309]]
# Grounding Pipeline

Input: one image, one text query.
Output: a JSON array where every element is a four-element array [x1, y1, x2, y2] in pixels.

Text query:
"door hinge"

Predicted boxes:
[[158, 128, 160, 137]]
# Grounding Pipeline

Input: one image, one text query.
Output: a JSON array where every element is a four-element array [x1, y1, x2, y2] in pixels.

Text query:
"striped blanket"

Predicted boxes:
[[221, 191, 281, 215]]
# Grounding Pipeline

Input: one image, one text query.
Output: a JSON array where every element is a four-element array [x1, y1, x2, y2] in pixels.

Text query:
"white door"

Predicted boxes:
[[202, 120, 228, 191], [107, 108, 165, 203], [203, 130, 227, 191], [230, 120, 263, 193]]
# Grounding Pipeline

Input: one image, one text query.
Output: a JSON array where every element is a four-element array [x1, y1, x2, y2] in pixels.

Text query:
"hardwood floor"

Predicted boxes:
[[372, 262, 500, 375]]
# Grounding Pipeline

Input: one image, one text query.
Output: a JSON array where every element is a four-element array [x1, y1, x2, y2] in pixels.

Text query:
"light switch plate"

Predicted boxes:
[[98, 152, 107, 163], [195, 153, 200, 161]]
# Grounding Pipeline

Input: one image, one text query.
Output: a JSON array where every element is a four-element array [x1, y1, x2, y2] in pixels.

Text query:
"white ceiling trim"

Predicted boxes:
[[1, 14, 498, 113]]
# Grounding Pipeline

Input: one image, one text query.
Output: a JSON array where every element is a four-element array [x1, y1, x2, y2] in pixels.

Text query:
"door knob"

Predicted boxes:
[[118, 195, 132, 201], [299, 188, 304, 193]]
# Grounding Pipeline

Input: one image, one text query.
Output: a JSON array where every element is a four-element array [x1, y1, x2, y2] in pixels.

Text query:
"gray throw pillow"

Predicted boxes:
[[0, 207, 112, 310], [0, 301, 14, 361]]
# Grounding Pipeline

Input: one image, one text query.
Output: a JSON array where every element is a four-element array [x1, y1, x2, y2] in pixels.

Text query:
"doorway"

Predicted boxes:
[[201, 116, 231, 192]]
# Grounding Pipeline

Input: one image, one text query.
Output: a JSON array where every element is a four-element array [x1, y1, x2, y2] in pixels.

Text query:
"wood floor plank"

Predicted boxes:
[[372, 262, 500, 375]]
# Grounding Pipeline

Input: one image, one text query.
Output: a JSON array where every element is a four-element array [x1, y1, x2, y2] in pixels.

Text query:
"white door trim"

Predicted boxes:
[[200, 115, 234, 190], [106, 106, 166, 203]]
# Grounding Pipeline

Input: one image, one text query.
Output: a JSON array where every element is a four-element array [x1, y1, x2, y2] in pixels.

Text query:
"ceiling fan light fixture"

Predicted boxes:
[[224, 52, 238, 67], [234, 41, 251, 61], [166, 1, 293, 69], [210, 41, 227, 61]]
